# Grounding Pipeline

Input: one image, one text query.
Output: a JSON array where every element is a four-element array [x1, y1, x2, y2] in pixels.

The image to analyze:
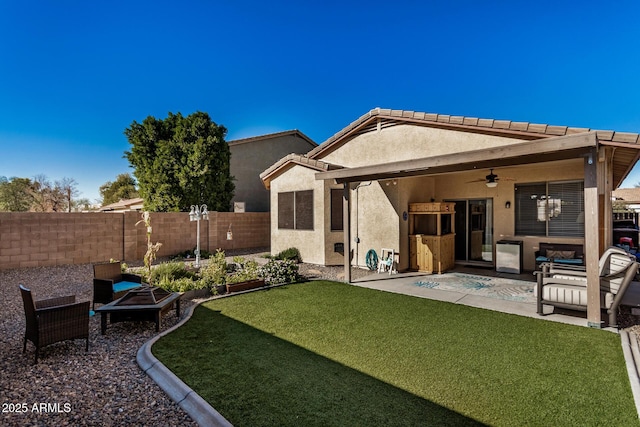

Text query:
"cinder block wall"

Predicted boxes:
[[211, 212, 271, 251], [0, 212, 269, 271]]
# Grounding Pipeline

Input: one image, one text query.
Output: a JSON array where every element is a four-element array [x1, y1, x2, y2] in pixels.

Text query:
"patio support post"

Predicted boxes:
[[602, 146, 614, 248], [343, 182, 351, 283], [584, 148, 601, 327]]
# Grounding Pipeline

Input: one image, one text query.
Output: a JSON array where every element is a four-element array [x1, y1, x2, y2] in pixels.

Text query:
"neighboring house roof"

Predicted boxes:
[[260, 154, 342, 189], [228, 129, 317, 149], [98, 197, 144, 212], [613, 188, 640, 203]]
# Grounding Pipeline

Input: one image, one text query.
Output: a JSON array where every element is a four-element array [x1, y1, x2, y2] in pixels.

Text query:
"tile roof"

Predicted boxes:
[[261, 108, 640, 189], [228, 129, 316, 148], [613, 188, 640, 202], [98, 197, 144, 212], [307, 108, 640, 159], [259, 154, 342, 189]]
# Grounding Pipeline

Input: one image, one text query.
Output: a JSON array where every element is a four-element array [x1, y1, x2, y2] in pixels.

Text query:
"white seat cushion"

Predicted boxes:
[[542, 284, 613, 308]]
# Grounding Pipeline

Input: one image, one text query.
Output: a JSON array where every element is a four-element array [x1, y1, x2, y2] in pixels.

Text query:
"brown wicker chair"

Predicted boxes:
[[19, 285, 90, 363], [93, 262, 143, 310]]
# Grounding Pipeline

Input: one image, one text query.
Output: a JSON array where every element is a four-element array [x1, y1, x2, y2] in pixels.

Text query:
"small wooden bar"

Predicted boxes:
[[409, 202, 455, 274]]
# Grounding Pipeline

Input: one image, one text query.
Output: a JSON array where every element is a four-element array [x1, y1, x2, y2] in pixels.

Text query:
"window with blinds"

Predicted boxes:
[[278, 190, 313, 230], [515, 181, 584, 237]]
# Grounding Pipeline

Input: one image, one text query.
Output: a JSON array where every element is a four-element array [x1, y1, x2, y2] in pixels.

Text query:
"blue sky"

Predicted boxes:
[[1, 1, 640, 203]]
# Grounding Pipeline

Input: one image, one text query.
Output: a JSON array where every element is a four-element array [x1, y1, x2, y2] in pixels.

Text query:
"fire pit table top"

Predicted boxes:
[[95, 288, 181, 334]]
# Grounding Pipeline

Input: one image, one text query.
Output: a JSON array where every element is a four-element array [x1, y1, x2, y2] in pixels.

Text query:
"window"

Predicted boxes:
[[278, 192, 294, 229], [515, 181, 584, 237], [330, 189, 343, 231], [278, 190, 313, 230]]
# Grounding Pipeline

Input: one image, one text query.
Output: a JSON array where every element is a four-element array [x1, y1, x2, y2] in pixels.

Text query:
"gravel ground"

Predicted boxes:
[[0, 249, 371, 426]]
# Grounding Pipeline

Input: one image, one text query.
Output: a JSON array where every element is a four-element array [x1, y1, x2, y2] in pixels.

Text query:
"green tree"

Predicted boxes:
[[73, 197, 93, 211], [124, 111, 234, 212], [100, 173, 139, 205], [0, 176, 33, 211]]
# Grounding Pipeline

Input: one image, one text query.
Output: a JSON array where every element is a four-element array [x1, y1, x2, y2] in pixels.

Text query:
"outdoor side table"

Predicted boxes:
[[95, 291, 181, 334]]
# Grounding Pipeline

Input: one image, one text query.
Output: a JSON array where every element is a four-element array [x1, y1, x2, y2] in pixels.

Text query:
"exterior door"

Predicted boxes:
[[450, 199, 493, 265]]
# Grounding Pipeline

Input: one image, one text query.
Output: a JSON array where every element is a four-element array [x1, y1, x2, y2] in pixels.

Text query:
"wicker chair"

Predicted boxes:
[[19, 285, 90, 363], [93, 262, 143, 310]]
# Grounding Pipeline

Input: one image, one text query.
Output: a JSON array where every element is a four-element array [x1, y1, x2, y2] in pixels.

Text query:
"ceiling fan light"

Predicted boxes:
[[486, 181, 498, 188]]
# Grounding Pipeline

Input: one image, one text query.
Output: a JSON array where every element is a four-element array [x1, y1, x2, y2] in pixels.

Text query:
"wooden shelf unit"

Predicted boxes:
[[409, 202, 456, 274]]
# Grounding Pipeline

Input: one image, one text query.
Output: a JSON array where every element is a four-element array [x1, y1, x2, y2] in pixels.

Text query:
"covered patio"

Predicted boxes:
[[316, 130, 640, 328]]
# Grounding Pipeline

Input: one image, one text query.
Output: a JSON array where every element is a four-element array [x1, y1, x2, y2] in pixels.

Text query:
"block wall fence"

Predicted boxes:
[[0, 211, 270, 271]]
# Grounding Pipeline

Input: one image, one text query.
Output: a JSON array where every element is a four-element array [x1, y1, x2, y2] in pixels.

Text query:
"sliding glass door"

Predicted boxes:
[[450, 199, 493, 265]]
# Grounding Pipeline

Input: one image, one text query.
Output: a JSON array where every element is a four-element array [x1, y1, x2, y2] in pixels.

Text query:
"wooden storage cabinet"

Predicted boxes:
[[409, 202, 455, 274], [410, 234, 455, 274]]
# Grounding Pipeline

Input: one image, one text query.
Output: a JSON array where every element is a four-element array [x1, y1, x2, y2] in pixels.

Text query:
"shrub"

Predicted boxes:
[[200, 249, 228, 288], [150, 261, 197, 285], [157, 276, 207, 293], [260, 259, 301, 285], [274, 247, 302, 263], [227, 258, 261, 284]]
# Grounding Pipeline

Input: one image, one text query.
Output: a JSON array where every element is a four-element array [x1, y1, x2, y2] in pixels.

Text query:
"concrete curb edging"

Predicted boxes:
[[620, 330, 640, 420], [137, 297, 233, 427]]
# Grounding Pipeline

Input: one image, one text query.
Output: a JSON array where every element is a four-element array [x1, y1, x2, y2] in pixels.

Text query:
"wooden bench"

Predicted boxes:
[[535, 242, 584, 268]]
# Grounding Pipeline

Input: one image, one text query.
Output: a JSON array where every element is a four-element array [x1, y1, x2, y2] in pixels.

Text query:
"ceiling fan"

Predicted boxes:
[[467, 169, 515, 188]]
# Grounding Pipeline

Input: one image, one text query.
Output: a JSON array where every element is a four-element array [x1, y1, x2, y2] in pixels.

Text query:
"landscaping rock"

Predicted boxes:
[[0, 248, 371, 425]]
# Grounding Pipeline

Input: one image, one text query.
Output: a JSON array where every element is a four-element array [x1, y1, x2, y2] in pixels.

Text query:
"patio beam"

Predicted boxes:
[[315, 132, 598, 183]]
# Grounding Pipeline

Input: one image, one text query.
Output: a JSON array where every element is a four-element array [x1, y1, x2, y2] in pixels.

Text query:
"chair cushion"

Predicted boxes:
[[553, 258, 583, 265], [542, 284, 613, 308], [536, 255, 582, 265], [547, 250, 576, 260], [113, 281, 141, 293]]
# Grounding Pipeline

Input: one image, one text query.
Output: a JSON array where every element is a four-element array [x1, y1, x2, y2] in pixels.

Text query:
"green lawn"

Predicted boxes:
[[153, 281, 637, 426]]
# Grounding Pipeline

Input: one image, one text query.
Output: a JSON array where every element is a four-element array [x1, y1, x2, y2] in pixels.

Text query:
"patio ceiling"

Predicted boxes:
[[315, 132, 600, 184]]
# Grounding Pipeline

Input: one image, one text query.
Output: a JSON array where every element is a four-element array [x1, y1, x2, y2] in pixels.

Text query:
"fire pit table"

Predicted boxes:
[[95, 287, 181, 334]]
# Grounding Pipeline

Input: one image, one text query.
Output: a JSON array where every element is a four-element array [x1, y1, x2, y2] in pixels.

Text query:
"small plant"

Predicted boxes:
[[150, 261, 197, 285], [260, 259, 301, 285], [158, 276, 207, 293], [200, 249, 228, 288], [136, 211, 162, 285], [227, 257, 260, 284], [274, 247, 302, 263]]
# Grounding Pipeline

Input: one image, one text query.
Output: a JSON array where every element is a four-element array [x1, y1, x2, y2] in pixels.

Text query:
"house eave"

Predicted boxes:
[[315, 132, 599, 184]]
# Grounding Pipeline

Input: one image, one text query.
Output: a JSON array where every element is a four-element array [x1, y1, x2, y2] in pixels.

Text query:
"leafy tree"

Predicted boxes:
[[74, 198, 93, 211], [0, 176, 33, 211], [100, 173, 139, 205], [124, 111, 234, 212]]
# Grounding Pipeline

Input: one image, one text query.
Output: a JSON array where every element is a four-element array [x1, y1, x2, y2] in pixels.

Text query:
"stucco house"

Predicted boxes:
[[261, 108, 640, 326], [229, 130, 316, 212]]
